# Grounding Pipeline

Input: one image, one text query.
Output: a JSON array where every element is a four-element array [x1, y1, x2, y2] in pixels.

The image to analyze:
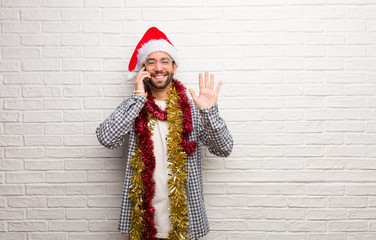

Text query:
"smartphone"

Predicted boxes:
[[143, 77, 150, 93], [142, 64, 150, 93]]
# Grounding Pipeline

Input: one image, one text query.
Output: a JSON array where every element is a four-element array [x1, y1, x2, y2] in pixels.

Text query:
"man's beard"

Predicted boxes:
[[148, 70, 174, 89]]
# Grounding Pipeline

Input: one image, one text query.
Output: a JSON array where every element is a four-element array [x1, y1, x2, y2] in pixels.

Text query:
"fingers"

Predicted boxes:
[[205, 72, 209, 89], [136, 66, 146, 79], [135, 66, 150, 89], [188, 88, 197, 100], [136, 67, 150, 81], [198, 73, 203, 92], [134, 67, 151, 98], [210, 73, 214, 90], [199, 72, 215, 90], [215, 80, 222, 96]]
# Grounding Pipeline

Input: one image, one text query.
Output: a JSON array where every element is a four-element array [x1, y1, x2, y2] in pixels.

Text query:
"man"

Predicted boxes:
[[96, 27, 233, 240]]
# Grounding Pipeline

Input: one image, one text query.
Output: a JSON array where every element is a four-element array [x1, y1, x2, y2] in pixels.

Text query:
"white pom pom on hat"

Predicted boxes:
[[127, 27, 179, 81]]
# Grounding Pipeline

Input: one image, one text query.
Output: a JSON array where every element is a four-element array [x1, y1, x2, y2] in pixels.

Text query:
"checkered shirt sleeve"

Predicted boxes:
[[198, 104, 233, 157], [96, 94, 146, 149]]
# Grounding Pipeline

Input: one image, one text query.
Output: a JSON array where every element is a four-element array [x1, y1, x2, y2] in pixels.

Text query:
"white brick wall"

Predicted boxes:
[[1, 0, 376, 239]]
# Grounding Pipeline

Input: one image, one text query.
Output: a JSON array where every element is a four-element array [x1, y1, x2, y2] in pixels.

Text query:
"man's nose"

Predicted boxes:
[[155, 61, 163, 71]]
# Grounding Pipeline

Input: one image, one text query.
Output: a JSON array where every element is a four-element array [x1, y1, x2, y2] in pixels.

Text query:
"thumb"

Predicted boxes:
[[188, 88, 197, 100]]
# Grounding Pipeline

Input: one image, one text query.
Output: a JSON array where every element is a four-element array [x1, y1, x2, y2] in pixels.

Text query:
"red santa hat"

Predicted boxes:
[[127, 27, 179, 81]]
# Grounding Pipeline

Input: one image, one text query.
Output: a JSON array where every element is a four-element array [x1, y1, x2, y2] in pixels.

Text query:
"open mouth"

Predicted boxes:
[[151, 73, 168, 81], [148, 72, 172, 89], [152, 73, 167, 79]]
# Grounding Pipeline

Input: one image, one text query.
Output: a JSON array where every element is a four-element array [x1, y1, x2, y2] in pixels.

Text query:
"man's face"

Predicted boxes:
[[144, 51, 177, 90]]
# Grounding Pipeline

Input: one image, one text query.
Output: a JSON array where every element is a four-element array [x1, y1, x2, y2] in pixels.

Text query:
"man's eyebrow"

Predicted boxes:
[[146, 57, 171, 61]]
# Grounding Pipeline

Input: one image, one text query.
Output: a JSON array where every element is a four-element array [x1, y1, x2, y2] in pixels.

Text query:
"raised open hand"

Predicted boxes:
[[188, 72, 222, 109]]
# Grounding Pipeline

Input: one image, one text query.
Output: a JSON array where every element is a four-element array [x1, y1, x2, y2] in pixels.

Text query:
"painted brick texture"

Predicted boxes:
[[1, 0, 376, 239]]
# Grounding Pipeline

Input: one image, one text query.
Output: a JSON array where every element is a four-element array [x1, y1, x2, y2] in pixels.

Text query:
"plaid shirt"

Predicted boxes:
[[96, 93, 233, 239]]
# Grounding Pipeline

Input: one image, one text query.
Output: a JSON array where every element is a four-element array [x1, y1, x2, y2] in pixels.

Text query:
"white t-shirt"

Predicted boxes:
[[151, 100, 172, 239]]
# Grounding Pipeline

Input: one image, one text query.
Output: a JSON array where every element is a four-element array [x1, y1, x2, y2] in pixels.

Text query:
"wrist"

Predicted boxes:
[[134, 91, 147, 98]]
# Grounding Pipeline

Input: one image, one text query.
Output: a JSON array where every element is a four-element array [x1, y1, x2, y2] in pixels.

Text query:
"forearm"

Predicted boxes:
[[199, 104, 233, 157], [96, 94, 146, 149]]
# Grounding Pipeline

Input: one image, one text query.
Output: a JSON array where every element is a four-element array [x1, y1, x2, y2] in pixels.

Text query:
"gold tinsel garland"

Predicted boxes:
[[166, 86, 189, 240], [129, 83, 189, 239], [129, 114, 156, 239], [128, 143, 145, 239]]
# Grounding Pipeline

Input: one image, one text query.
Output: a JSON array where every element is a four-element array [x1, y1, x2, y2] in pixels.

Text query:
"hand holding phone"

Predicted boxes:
[[143, 75, 150, 93], [134, 66, 150, 97]]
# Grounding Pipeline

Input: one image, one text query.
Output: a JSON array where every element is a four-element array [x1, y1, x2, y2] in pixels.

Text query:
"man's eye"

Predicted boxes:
[[147, 61, 156, 65], [162, 61, 170, 64]]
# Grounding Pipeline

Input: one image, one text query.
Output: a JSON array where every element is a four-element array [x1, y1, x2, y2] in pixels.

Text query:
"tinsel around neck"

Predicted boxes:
[[144, 79, 197, 155]]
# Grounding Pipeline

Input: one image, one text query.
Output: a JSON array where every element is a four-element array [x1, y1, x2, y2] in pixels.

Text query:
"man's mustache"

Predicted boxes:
[[151, 72, 168, 77]]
